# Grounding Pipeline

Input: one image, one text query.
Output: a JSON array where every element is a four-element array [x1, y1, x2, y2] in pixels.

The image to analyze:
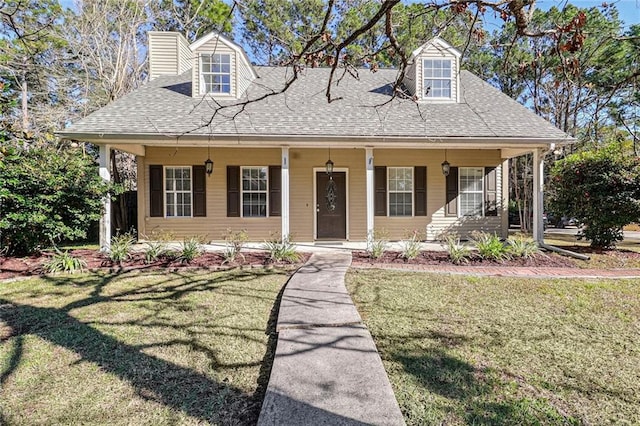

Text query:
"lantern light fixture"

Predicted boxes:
[[204, 144, 213, 176], [441, 149, 450, 176]]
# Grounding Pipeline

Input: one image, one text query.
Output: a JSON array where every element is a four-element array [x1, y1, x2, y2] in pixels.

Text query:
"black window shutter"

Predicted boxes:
[[269, 166, 281, 217], [192, 165, 206, 217], [445, 166, 458, 217], [149, 165, 163, 217], [227, 166, 240, 217], [374, 166, 387, 216], [484, 166, 498, 216], [414, 166, 427, 216]]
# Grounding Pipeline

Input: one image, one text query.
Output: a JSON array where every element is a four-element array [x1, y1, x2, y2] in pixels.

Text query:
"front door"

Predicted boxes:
[[316, 171, 346, 239]]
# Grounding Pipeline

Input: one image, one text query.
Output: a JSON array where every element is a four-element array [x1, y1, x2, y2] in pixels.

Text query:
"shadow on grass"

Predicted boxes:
[[394, 349, 577, 425], [0, 269, 290, 424]]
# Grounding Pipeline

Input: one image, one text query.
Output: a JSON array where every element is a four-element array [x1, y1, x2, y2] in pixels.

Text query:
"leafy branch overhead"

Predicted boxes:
[[235, 0, 595, 103]]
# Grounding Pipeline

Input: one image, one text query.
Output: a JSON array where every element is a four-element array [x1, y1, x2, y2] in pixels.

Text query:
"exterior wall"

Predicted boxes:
[[148, 32, 190, 80], [289, 148, 367, 241], [415, 44, 459, 102], [140, 147, 281, 241], [373, 149, 502, 240], [138, 146, 502, 242], [402, 61, 417, 95]]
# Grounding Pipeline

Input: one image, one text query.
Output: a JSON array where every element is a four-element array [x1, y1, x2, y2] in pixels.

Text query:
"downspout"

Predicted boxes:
[[535, 143, 590, 261]]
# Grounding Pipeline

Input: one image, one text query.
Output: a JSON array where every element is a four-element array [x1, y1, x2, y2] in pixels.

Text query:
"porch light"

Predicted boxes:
[[441, 149, 450, 176], [205, 158, 214, 176], [441, 160, 450, 176], [325, 159, 334, 175], [205, 144, 213, 176]]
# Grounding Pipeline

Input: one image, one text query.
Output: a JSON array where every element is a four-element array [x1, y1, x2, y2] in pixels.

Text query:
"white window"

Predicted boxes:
[[242, 167, 268, 217], [459, 167, 484, 217], [423, 59, 452, 99], [201, 53, 231, 94], [165, 167, 192, 217], [388, 167, 413, 217]]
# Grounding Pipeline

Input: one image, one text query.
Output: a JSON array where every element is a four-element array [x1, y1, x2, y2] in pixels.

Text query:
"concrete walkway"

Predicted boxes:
[[258, 252, 405, 426]]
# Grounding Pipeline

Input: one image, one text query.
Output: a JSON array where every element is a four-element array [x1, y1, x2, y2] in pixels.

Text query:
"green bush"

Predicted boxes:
[[367, 228, 388, 259], [143, 240, 168, 264], [108, 233, 135, 264], [443, 235, 471, 265], [471, 231, 509, 261], [178, 237, 203, 264], [399, 230, 422, 260], [262, 234, 299, 263], [43, 248, 87, 273], [507, 235, 540, 259], [549, 142, 640, 248], [0, 141, 113, 255]]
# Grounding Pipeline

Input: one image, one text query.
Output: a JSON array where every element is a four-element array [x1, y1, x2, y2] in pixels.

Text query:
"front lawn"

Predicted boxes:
[[347, 270, 640, 425], [0, 269, 291, 425]]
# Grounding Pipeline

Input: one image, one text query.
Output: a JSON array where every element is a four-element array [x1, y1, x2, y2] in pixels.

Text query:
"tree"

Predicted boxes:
[[548, 142, 640, 248], [0, 140, 113, 255], [154, 0, 232, 42]]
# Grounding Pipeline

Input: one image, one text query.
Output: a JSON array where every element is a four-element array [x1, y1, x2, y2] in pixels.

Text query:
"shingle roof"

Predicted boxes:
[[62, 67, 570, 141]]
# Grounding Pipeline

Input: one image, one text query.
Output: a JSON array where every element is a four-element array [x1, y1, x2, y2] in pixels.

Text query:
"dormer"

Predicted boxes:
[[189, 32, 257, 99], [147, 31, 256, 99], [403, 37, 461, 103]]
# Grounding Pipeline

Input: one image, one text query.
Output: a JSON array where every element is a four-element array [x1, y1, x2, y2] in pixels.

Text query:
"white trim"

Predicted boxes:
[[313, 167, 349, 240], [422, 58, 454, 101], [387, 166, 414, 217], [409, 37, 462, 61], [281, 148, 290, 240], [99, 144, 111, 252], [164, 165, 193, 218], [365, 148, 374, 244], [240, 166, 269, 218], [458, 166, 484, 218], [533, 149, 545, 242]]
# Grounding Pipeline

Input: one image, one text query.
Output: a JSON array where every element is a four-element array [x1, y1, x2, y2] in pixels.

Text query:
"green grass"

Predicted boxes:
[[346, 269, 640, 425], [0, 269, 291, 425]]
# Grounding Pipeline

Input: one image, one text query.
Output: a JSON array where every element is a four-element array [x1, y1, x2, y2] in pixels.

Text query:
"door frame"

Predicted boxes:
[[313, 167, 349, 240]]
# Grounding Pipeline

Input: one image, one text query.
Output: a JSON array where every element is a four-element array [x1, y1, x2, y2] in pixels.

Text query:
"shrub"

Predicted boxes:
[[471, 231, 509, 261], [43, 248, 87, 273], [178, 237, 203, 264], [507, 235, 540, 259], [400, 229, 422, 260], [0, 141, 114, 255], [549, 142, 640, 248], [367, 228, 388, 259], [222, 229, 249, 264], [443, 235, 471, 265], [108, 233, 135, 264], [262, 233, 300, 263], [143, 240, 168, 264]]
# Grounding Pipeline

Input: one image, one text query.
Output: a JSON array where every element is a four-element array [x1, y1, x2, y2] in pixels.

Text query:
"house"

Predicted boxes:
[[59, 31, 571, 249]]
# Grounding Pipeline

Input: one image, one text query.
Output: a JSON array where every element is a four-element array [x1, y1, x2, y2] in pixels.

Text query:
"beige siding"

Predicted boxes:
[[289, 149, 367, 241], [402, 61, 417, 96], [236, 55, 255, 97], [177, 35, 193, 74], [138, 147, 503, 242], [416, 44, 458, 102], [192, 38, 237, 98], [140, 147, 281, 241], [373, 149, 502, 241], [149, 32, 179, 80]]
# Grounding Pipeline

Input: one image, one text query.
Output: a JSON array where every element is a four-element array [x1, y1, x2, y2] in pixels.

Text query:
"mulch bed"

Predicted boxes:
[[0, 250, 311, 281], [351, 250, 577, 268]]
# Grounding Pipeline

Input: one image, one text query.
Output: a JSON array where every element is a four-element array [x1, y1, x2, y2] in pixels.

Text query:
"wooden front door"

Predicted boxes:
[[316, 171, 346, 239]]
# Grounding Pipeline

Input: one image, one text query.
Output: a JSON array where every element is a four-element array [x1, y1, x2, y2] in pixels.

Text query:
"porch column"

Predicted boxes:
[[501, 158, 509, 239], [281, 147, 290, 241], [99, 144, 111, 252], [365, 147, 374, 245], [532, 148, 545, 243]]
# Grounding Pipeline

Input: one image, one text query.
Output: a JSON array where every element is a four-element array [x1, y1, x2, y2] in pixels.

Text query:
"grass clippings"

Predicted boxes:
[[347, 270, 640, 425], [0, 269, 290, 425]]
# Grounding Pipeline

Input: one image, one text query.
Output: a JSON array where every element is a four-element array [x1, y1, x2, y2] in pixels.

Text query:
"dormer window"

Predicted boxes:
[[201, 53, 231, 94], [423, 59, 452, 99]]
